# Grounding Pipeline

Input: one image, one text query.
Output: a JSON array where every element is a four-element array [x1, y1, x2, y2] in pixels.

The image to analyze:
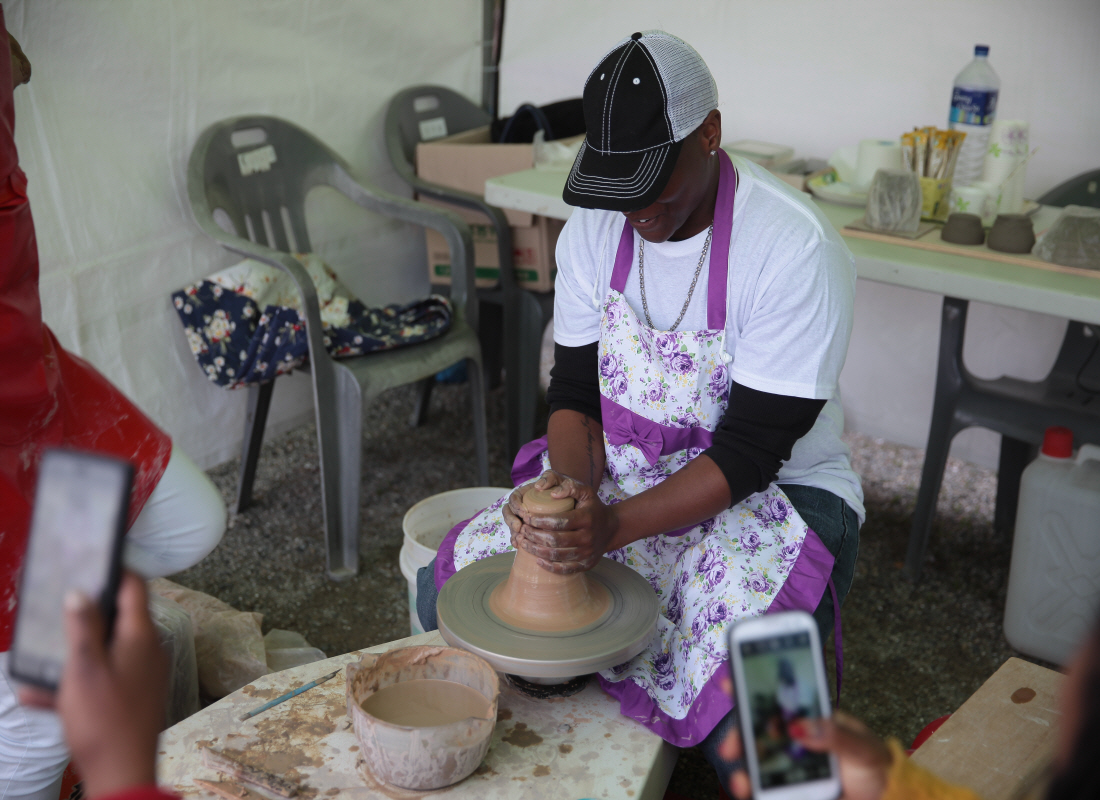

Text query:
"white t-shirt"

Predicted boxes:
[[553, 157, 865, 522]]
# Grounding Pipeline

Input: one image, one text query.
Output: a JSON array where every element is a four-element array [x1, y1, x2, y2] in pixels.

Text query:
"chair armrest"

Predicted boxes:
[[327, 164, 479, 333]]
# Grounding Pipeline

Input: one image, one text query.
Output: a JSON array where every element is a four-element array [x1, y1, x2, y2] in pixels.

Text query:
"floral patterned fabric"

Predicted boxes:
[[452, 284, 813, 728], [172, 254, 452, 388]]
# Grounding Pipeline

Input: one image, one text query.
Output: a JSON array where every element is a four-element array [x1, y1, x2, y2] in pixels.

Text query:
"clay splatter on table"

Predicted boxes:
[[501, 723, 542, 748], [1011, 687, 1037, 704]]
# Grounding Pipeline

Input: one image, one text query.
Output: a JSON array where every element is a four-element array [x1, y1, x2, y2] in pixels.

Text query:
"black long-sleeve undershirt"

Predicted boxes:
[[544, 342, 825, 507]]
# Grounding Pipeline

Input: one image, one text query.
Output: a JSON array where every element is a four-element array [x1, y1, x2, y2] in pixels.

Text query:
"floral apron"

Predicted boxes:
[[436, 150, 835, 746]]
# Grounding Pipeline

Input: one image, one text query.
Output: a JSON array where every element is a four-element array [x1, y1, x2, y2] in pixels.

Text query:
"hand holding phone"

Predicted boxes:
[[20, 573, 166, 800], [9, 448, 132, 689], [728, 610, 842, 800]]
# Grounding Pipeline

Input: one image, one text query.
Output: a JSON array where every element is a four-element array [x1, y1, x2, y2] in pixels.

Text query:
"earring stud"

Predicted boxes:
[[709, 150, 716, 156]]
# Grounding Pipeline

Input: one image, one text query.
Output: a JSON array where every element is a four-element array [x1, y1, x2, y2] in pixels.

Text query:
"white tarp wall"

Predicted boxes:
[[501, 0, 1100, 467], [4, 0, 482, 469]]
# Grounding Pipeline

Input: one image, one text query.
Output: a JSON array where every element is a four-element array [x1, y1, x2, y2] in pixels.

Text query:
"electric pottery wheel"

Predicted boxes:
[[436, 489, 659, 682]]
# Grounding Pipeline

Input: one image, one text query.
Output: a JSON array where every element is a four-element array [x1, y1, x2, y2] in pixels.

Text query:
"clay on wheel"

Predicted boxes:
[[488, 489, 611, 632]]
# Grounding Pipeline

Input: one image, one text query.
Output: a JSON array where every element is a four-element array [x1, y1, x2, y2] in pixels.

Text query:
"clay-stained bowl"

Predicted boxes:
[[941, 213, 986, 245], [988, 213, 1036, 254], [345, 646, 499, 790]]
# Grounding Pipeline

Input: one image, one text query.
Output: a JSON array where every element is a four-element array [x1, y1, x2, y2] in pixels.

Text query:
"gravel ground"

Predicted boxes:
[[171, 381, 1036, 800]]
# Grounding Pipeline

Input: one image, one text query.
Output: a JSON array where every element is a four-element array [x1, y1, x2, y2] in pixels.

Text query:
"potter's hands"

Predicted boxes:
[[716, 675, 892, 800], [502, 470, 618, 574], [19, 573, 167, 800]]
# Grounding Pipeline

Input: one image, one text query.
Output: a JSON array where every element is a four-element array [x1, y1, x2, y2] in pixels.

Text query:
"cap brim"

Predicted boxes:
[[562, 138, 683, 212]]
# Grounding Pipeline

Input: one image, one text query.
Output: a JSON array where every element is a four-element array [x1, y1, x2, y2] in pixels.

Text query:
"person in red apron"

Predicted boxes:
[[0, 19, 225, 800], [417, 30, 862, 785]]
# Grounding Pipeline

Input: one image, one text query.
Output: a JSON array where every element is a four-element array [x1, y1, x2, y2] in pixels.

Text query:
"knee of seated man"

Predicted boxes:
[[125, 446, 227, 576]]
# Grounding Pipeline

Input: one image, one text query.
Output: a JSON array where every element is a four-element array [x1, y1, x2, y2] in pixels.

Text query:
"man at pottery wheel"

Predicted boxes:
[[417, 30, 863, 784]]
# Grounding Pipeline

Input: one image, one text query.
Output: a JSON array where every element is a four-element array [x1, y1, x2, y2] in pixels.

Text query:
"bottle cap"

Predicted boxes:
[[1041, 426, 1073, 459], [975, 45, 990, 57]]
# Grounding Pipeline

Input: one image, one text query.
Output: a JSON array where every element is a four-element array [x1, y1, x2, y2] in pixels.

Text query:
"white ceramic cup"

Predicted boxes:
[[853, 138, 903, 193], [949, 185, 997, 227]]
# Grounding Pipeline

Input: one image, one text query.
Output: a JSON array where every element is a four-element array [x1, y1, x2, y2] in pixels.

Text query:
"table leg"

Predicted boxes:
[[994, 436, 1035, 536], [906, 296, 969, 580]]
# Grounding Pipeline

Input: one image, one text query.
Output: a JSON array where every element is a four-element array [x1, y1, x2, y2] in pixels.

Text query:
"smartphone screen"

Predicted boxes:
[[738, 630, 833, 790], [10, 450, 132, 688]]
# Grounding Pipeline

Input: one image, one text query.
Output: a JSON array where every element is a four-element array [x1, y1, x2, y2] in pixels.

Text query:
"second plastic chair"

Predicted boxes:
[[385, 85, 553, 462]]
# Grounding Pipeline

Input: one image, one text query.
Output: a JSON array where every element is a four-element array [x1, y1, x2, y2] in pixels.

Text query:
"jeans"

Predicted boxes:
[[416, 484, 860, 791]]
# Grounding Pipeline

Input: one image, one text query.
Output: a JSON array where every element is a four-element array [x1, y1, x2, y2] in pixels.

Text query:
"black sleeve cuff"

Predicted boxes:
[[546, 341, 602, 424]]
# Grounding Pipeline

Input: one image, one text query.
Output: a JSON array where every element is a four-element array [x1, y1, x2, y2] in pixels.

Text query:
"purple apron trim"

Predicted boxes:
[[600, 395, 714, 465], [830, 577, 843, 703], [707, 151, 737, 331], [598, 527, 834, 746], [433, 515, 477, 591], [609, 221, 635, 294], [511, 435, 550, 486], [597, 660, 732, 748], [765, 527, 834, 617]]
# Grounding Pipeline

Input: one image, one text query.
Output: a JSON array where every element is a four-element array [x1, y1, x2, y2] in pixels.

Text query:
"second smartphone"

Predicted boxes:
[[728, 610, 840, 800]]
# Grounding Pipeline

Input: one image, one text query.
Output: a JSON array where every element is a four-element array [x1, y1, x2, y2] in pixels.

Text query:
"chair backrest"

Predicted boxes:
[[1037, 169, 1100, 209], [187, 114, 479, 331], [385, 85, 491, 186], [187, 115, 353, 255]]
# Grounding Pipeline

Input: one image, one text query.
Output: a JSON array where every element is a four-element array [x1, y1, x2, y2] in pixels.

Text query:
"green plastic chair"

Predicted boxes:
[[187, 115, 489, 579], [385, 85, 554, 461]]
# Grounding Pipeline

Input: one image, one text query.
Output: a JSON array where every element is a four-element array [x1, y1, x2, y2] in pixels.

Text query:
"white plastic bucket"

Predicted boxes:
[[400, 487, 512, 635]]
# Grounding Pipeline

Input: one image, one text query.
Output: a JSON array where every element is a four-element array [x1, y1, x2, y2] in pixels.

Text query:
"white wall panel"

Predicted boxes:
[[4, 0, 483, 468]]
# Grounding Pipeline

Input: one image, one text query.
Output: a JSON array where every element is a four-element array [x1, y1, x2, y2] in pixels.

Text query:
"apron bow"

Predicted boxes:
[[604, 402, 665, 465]]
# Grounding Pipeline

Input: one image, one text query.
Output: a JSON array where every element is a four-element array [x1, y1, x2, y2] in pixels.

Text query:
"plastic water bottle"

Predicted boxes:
[[1003, 427, 1100, 665], [948, 45, 1000, 186]]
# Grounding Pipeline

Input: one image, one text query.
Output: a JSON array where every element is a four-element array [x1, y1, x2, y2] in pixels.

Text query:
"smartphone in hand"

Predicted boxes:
[[9, 449, 133, 690], [729, 610, 840, 800]]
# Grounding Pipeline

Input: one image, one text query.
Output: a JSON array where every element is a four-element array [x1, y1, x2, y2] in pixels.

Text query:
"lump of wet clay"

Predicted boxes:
[[522, 487, 576, 515], [488, 489, 610, 632]]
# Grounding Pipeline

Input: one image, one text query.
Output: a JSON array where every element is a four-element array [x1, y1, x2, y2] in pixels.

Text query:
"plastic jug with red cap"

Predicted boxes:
[[1003, 426, 1100, 664]]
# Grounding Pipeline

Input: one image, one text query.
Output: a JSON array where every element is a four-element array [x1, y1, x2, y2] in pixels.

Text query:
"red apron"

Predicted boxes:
[[0, 10, 171, 650]]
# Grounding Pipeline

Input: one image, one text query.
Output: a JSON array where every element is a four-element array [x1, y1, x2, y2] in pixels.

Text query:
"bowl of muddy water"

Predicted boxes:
[[345, 645, 499, 790]]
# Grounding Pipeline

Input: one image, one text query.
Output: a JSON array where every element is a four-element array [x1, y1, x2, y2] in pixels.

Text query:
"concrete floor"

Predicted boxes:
[[171, 381, 1038, 799]]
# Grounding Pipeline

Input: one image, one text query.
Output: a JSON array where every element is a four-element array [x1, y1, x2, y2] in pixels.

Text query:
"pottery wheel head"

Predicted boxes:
[[437, 552, 659, 679]]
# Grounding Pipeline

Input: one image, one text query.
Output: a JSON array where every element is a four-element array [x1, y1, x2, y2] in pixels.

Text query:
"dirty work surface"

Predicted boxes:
[[172, 383, 1042, 799], [159, 630, 675, 799]]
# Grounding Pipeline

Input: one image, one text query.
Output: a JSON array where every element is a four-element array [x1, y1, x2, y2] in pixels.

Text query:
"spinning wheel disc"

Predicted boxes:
[[437, 552, 659, 679]]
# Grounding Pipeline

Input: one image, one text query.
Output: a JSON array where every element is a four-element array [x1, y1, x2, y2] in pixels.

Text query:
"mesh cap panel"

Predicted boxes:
[[641, 32, 718, 142]]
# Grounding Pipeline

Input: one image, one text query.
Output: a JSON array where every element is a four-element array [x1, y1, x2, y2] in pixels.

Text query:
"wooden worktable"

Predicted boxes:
[[157, 631, 677, 800]]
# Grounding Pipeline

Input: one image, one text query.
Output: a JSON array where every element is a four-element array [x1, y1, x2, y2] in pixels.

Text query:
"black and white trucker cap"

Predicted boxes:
[[563, 30, 718, 212]]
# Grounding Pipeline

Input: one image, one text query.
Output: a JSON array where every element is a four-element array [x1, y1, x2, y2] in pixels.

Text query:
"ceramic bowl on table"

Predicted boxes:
[[346, 646, 499, 790], [987, 214, 1036, 254], [941, 213, 986, 245]]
